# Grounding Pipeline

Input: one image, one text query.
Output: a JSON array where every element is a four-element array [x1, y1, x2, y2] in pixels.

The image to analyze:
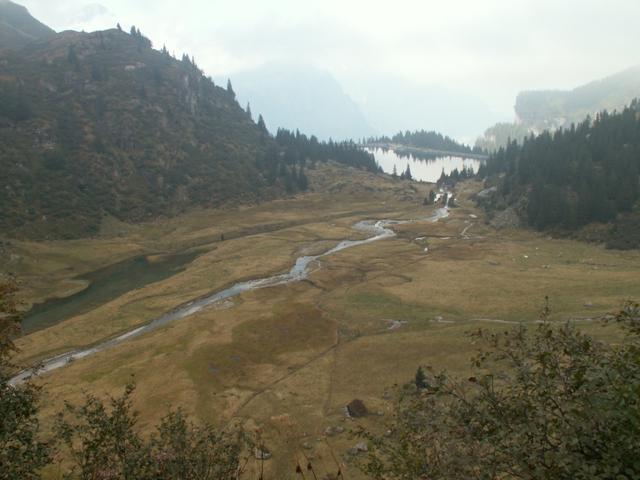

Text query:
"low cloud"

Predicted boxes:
[[20, 0, 640, 117]]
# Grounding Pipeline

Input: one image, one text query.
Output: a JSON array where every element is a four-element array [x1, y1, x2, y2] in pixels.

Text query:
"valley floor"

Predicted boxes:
[[4, 164, 640, 479]]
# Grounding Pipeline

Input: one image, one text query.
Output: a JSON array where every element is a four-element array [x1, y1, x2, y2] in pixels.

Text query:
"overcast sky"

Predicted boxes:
[[20, 0, 640, 117]]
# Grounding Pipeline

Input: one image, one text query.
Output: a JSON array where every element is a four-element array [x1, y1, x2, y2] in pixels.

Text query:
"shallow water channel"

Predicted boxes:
[[22, 251, 201, 334], [11, 207, 449, 385]]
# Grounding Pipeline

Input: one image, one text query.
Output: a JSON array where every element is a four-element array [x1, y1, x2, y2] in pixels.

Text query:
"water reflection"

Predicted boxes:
[[367, 147, 483, 183]]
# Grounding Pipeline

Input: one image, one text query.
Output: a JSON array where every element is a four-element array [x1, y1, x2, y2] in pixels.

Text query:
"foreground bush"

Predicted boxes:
[[0, 276, 247, 479], [0, 276, 50, 480], [361, 302, 640, 480], [55, 384, 247, 479]]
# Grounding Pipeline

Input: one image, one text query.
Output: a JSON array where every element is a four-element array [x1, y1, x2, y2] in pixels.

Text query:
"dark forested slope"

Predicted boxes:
[[0, 12, 382, 240], [0, 27, 277, 238], [479, 101, 640, 247]]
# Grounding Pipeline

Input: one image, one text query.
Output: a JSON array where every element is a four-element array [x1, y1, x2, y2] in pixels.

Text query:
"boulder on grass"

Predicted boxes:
[[346, 399, 368, 418]]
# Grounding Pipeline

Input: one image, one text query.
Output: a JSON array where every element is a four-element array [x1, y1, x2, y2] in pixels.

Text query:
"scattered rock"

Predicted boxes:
[[254, 447, 272, 460], [387, 320, 406, 330], [431, 316, 455, 324], [211, 299, 234, 310], [346, 399, 369, 418], [584, 302, 594, 308], [349, 442, 368, 455], [325, 425, 345, 436], [489, 206, 521, 229], [476, 186, 498, 199], [302, 442, 313, 450], [488, 260, 500, 266]]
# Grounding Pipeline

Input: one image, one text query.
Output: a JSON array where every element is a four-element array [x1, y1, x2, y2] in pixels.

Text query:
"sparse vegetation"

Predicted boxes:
[[0, 275, 51, 479], [361, 302, 640, 479], [55, 384, 248, 480], [0, 276, 248, 480]]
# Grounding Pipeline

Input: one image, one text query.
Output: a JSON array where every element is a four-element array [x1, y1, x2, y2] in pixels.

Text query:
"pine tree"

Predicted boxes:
[[246, 103, 252, 119], [116, 23, 122, 31], [226, 79, 235, 98], [257, 114, 267, 133], [404, 164, 413, 181], [297, 167, 309, 190], [284, 167, 295, 193], [415, 366, 428, 389], [392, 164, 398, 178]]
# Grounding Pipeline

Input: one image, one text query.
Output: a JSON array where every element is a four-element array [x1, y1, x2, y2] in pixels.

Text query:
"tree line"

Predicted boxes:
[[479, 100, 640, 231], [367, 129, 484, 155], [274, 128, 380, 171]]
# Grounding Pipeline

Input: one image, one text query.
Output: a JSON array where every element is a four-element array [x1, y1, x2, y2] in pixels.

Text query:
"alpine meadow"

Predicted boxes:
[[2, 1, 640, 479]]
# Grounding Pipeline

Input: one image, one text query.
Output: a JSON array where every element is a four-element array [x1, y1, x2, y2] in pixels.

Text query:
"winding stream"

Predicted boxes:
[[10, 206, 450, 386]]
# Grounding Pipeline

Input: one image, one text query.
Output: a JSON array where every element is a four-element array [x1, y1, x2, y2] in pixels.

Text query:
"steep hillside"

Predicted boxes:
[[0, 27, 276, 239], [476, 65, 640, 151], [0, 0, 54, 50], [516, 65, 640, 130], [478, 101, 640, 248]]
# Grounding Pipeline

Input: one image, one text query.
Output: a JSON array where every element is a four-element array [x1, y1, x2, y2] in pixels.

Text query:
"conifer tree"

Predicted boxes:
[[297, 167, 309, 190], [226, 79, 235, 98], [257, 114, 267, 133], [404, 164, 413, 181], [415, 366, 428, 389]]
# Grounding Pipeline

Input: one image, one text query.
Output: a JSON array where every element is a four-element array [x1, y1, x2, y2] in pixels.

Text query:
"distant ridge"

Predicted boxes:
[[516, 65, 640, 130], [0, 0, 55, 50], [476, 65, 640, 151]]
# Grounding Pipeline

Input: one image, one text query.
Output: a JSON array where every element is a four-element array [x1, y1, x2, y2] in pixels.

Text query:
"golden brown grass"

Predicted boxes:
[[6, 169, 640, 479]]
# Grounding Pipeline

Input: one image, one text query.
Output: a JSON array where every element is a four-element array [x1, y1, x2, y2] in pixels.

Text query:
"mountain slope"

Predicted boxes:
[[516, 65, 640, 130], [479, 101, 640, 248], [477, 65, 640, 151], [0, 0, 54, 50], [229, 62, 375, 141], [0, 27, 276, 239]]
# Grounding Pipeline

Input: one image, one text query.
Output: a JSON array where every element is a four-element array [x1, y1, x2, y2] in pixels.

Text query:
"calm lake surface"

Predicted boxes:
[[368, 147, 483, 183]]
